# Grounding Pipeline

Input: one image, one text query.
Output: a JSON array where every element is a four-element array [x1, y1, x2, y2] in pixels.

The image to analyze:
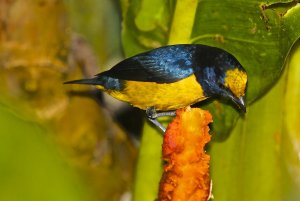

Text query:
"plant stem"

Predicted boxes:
[[133, 1, 199, 200], [168, 0, 198, 44]]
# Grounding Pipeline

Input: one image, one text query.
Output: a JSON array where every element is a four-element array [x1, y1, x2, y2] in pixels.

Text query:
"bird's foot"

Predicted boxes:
[[146, 107, 176, 133]]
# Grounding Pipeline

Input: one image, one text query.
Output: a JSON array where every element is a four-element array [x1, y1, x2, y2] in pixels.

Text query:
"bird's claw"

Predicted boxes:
[[146, 107, 176, 133], [146, 106, 158, 119]]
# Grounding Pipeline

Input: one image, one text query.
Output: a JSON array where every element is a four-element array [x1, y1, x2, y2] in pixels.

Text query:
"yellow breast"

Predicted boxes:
[[99, 74, 206, 111]]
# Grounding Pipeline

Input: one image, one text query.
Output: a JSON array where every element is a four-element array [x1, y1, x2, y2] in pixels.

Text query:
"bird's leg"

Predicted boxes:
[[146, 107, 176, 133], [147, 118, 167, 133]]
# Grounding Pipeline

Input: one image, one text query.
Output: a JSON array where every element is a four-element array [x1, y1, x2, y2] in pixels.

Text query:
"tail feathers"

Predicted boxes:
[[64, 78, 100, 85], [64, 76, 122, 90]]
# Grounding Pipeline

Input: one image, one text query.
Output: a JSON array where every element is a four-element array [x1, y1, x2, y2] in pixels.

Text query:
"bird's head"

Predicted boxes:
[[196, 53, 247, 112]]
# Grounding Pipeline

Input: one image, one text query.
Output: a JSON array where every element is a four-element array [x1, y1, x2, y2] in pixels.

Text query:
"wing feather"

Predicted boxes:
[[99, 45, 197, 83]]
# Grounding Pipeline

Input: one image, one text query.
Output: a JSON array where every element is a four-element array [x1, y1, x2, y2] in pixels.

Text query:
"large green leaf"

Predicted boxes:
[[121, 0, 300, 201], [281, 40, 300, 201], [121, 0, 300, 137], [210, 64, 285, 201], [210, 41, 300, 201]]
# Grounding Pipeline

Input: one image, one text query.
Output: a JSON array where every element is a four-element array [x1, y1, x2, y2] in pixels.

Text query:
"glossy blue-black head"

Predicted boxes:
[[194, 47, 247, 112]]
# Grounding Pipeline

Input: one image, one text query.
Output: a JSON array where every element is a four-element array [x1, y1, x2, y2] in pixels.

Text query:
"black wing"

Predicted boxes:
[[99, 45, 198, 83]]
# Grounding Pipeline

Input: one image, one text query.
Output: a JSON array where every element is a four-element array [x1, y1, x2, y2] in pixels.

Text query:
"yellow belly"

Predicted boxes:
[[98, 74, 206, 111]]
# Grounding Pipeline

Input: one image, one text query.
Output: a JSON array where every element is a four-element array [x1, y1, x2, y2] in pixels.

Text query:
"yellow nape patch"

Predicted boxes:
[[224, 68, 247, 97]]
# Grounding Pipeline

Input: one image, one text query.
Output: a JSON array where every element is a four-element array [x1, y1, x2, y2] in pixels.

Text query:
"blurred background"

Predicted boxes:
[[0, 0, 140, 201]]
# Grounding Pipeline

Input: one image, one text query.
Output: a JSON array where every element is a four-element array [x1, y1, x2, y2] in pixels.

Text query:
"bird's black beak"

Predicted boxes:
[[231, 96, 246, 113]]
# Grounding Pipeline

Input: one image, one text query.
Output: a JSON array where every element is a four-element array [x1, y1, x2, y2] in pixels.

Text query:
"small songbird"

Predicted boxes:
[[65, 44, 247, 130]]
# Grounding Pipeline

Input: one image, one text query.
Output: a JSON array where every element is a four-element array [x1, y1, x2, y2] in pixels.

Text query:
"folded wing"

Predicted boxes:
[[99, 45, 197, 83]]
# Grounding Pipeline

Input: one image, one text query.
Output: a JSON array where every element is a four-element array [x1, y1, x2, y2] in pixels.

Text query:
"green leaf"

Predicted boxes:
[[121, 0, 174, 55], [121, 1, 300, 201], [210, 41, 300, 201], [121, 0, 300, 137], [210, 69, 286, 201], [281, 40, 300, 200], [0, 103, 97, 201], [132, 123, 163, 201]]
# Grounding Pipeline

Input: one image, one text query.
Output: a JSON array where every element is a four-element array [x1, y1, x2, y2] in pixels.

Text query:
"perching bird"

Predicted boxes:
[[65, 44, 247, 130]]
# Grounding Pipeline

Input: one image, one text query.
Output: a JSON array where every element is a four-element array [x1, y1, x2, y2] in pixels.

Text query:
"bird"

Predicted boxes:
[[65, 44, 247, 131]]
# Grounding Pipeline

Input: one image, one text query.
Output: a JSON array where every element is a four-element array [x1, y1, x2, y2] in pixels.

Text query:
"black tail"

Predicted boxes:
[[64, 76, 121, 90], [64, 78, 100, 85]]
